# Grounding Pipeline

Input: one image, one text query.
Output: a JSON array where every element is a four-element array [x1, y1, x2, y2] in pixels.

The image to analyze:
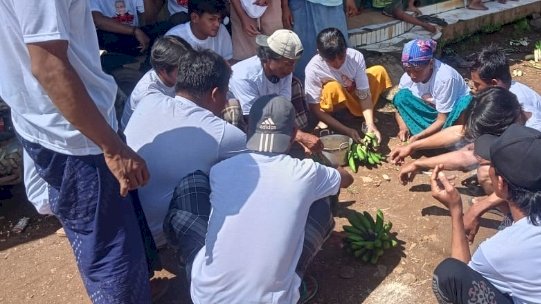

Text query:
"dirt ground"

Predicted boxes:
[[1, 23, 540, 304]]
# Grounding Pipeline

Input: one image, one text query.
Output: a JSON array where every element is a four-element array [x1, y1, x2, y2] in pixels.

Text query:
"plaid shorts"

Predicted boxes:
[[163, 170, 334, 280]]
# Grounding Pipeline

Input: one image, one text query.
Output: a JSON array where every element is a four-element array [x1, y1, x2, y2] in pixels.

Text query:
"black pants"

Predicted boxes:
[[432, 258, 513, 304]]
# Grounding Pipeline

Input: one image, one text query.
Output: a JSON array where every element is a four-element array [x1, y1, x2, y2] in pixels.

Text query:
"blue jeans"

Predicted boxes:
[[19, 136, 151, 303]]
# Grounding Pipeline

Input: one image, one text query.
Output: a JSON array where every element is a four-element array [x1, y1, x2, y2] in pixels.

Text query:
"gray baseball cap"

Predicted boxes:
[[246, 95, 295, 153]]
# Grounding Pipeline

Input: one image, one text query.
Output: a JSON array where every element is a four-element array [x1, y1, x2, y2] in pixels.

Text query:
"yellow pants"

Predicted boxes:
[[319, 65, 393, 117]]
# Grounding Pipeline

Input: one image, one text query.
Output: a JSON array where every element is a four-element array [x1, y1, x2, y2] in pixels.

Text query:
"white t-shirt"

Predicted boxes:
[[304, 48, 370, 105], [0, 0, 117, 155], [90, 0, 144, 26], [120, 69, 175, 131], [469, 217, 541, 303], [168, 0, 188, 14], [124, 95, 246, 246], [191, 153, 341, 303], [509, 81, 541, 131], [166, 22, 233, 60], [398, 59, 470, 113], [229, 56, 293, 115]]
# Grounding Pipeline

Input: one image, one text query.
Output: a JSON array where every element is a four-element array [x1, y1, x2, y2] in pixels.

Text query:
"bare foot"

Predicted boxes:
[[397, 129, 410, 142], [467, 3, 489, 9]]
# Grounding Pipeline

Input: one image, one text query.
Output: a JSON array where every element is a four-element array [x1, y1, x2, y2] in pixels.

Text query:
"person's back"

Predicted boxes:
[[124, 49, 245, 246], [509, 81, 541, 131], [190, 95, 343, 303]]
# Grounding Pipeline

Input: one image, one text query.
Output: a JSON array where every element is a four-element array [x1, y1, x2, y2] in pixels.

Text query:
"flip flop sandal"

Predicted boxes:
[[298, 275, 319, 304]]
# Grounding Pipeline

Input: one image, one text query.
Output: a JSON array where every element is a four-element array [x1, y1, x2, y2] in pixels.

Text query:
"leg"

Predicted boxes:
[[467, 0, 489, 10], [392, 88, 438, 136], [230, 8, 257, 61], [433, 258, 513, 304], [259, 0, 283, 35], [19, 137, 151, 303], [296, 197, 335, 277], [163, 171, 211, 282], [366, 65, 393, 105]]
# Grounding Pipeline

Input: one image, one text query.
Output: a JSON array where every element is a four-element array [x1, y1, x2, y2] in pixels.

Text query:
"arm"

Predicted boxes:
[[345, 0, 359, 16], [27, 40, 148, 196], [389, 125, 465, 164], [463, 193, 506, 243], [281, 0, 294, 29], [356, 90, 381, 143], [398, 149, 478, 184], [431, 165, 471, 262], [410, 112, 447, 142], [91, 11, 149, 51], [295, 130, 323, 153], [309, 103, 362, 143], [230, 0, 260, 36], [337, 167, 354, 188]]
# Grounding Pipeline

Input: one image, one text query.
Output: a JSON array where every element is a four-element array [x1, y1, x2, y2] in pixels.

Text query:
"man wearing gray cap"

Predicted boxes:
[[430, 124, 541, 303], [229, 29, 323, 155], [164, 95, 353, 303]]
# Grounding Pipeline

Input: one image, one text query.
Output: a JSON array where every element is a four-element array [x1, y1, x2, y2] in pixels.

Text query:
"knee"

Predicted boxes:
[[321, 80, 343, 94], [434, 257, 467, 285], [392, 89, 411, 107], [476, 166, 493, 194]]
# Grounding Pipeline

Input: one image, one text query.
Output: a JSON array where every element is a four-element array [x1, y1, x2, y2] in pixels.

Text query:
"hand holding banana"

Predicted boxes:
[[348, 132, 385, 173]]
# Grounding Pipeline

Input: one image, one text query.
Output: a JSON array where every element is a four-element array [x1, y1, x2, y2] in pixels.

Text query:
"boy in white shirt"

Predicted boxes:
[[166, 0, 233, 61], [305, 28, 393, 143]]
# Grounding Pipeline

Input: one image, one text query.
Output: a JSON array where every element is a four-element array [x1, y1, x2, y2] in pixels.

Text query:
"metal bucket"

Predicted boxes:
[[320, 134, 353, 167]]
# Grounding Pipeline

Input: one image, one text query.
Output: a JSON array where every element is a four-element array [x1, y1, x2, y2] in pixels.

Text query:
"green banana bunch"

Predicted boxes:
[[343, 209, 399, 264], [347, 132, 385, 172]]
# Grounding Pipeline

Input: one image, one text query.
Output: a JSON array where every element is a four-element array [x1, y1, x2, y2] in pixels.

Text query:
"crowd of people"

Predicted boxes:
[[1, 0, 540, 304]]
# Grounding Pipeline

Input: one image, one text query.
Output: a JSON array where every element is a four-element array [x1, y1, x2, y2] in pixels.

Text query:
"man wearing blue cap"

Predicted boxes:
[[393, 39, 470, 142], [430, 124, 541, 303]]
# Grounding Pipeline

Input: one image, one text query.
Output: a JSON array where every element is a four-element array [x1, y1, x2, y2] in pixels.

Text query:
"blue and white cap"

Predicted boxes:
[[246, 95, 295, 153]]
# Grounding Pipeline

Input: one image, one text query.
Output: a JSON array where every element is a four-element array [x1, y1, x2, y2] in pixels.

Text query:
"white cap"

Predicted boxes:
[[256, 29, 303, 60]]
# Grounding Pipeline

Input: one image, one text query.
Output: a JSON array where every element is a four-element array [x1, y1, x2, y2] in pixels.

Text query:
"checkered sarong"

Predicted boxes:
[[163, 171, 334, 281], [163, 171, 211, 280]]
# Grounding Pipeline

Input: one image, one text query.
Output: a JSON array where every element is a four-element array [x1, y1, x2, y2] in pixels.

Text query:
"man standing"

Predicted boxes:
[[164, 95, 353, 303], [0, 0, 151, 302]]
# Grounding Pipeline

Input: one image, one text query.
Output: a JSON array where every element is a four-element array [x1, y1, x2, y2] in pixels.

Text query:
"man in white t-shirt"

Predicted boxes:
[[431, 124, 541, 304], [305, 28, 393, 144], [125, 49, 246, 247], [166, 0, 233, 61], [120, 35, 192, 131], [164, 95, 353, 303], [229, 29, 323, 154], [0, 0, 152, 302]]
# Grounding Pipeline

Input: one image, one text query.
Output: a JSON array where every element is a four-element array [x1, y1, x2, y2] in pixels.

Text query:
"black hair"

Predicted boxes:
[[175, 48, 231, 99], [470, 45, 512, 87], [151, 36, 193, 73], [463, 87, 522, 140], [494, 168, 541, 226], [188, 0, 226, 17], [316, 28, 347, 61]]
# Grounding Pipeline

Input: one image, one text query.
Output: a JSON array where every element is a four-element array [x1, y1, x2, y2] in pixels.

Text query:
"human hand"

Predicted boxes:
[[241, 16, 260, 36], [430, 164, 462, 213], [398, 161, 420, 185], [365, 124, 382, 145], [463, 206, 480, 244], [397, 128, 410, 142], [281, 5, 294, 29], [297, 131, 324, 153], [348, 128, 363, 143], [345, 0, 359, 16], [104, 142, 150, 197], [389, 145, 412, 165], [134, 28, 150, 52]]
